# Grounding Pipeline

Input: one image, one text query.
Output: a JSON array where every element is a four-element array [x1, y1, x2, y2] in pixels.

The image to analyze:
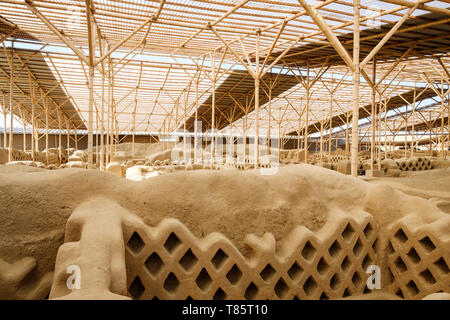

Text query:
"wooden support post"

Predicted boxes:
[[132, 99, 136, 159], [305, 63, 310, 164], [35, 118, 39, 152], [30, 81, 35, 160], [384, 110, 388, 160], [183, 91, 187, 164], [86, 0, 95, 169], [87, 67, 94, 168], [268, 75, 272, 156], [100, 48, 105, 170], [211, 52, 216, 166], [21, 109, 26, 151], [441, 77, 445, 159], [320, 120, 324, 160], [194, 70, 200, 163], [56, 111, 61, 163], [44, 97, 49, 165], [66, 120, 70, 150], [429, 112, 432, 156], [370, 58, 376, 170], [109, 55, 115, 163], [2, 93, 7, 148], [75, 128, 78, 150], [404, 105, 408, 158], [377, 98, 382, 171], [351, 0, 360, 177], [296, 102, 301, 158], [254, 30, 260, 167], [345, 113, 350, 159], [411, 91, 416, 158], [328, 91, 332, 156], [106, 55, 111, 166], [8, 44, 14, 162], [244, 95, 248, 162], [448, 92, 450, 159]]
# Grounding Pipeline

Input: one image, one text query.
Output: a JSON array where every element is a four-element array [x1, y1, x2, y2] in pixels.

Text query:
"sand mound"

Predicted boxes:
[[0, 162, 447, 294]]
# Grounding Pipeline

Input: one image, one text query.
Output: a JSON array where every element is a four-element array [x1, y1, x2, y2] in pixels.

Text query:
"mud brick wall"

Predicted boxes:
[[124, 212, 380, 300]]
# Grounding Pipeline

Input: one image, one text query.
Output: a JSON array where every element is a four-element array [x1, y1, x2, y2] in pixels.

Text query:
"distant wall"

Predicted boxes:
[[1, 132, 336, 152], [0, 133, 160, 151]]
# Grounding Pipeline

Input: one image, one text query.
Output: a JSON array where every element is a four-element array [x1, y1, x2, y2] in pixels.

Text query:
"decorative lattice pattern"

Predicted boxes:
[[385, 217, 450, 299], [123, 213, 379, 300], [396, 158, 432, 171]]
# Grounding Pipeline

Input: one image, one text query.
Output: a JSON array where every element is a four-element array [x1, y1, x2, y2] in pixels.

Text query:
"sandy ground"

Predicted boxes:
[[365, 168, 450, 214], [0, 163, 448, 291], [372, 168, 450, 194]]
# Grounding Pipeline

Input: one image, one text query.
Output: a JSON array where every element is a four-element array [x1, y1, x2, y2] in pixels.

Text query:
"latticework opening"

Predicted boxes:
[[123, 216, 447, 300]]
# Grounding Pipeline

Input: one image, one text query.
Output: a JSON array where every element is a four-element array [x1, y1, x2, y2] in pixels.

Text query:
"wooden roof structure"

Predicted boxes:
[[0, 0, 449, 172], [0, 47, 86, 129]]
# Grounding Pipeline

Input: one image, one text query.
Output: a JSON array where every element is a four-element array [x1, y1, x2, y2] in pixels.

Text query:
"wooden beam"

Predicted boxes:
[[86, 0, 95, 168], [360, 4, 418, 68], [382, 0, 450, 16], [296, 0, 354, 71], [24, 0, 90, 66], [96, 0, 167, 66], [351, 0, 360, 177]]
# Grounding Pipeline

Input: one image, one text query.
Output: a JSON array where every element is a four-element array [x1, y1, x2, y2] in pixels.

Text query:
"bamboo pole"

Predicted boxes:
[[384, 105, 388, 161], [377, 96, 382, 171], [21, 109, 26, 151], [254, 30, 261, 167], [58, 111, 62, 165], [441, 77, 445, 159], [8, 44, 14, 162], [360, 4, 418, 68], [370, 58, 376, 170], [183, 90, 187, 164], [320, 120, 324, 161], [106, 55, 111, 166], [404, 105, 408, 158], [268, 77, 273, 156], [86, 0, 95, 169], [132, 99, 136, 159], [244, 95, 248, 162], [411, 91, 416, 158], [211, 52, 216, 166], [2, 93, 7, 148], [110, 55, 116, 163], [328, 95, 332, 157], [100, 48, 105, 170], [44, 97, 49, 165], [304, 62, 310, 164], [448, 92, 450, 159], [65, 121, 69, 150], [194, 70, 200, 163], [351, 0, 360, 177]]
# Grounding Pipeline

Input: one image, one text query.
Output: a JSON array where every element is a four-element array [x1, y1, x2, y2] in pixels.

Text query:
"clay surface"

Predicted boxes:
[[0, 163, 449, 299]]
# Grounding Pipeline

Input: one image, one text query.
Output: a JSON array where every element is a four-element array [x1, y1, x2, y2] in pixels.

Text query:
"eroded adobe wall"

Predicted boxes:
[[121, 211, 450, 300], [123, 211, 380, 300], [384, 215, 450, 299]]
